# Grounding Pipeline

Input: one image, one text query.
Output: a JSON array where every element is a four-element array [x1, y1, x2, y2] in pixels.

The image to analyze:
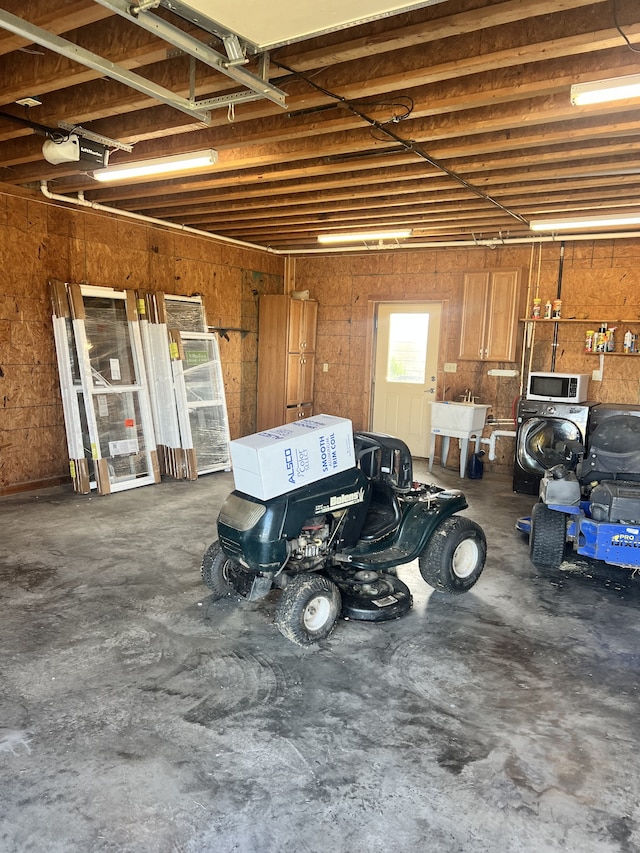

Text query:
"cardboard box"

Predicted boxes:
[[230, 415, 355, 500]]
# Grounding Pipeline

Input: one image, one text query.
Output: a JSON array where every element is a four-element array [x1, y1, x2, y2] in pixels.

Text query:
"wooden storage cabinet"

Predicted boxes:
[[286, 351, 315, 406], [284, 404, 314, 423], [257, 295, 318, 430], [459, 270, 524, 361], [288, 297, 317, 353]]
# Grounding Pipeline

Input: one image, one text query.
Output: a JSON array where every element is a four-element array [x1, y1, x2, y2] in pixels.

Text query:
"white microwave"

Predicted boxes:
[[527, 372, 590, 403]]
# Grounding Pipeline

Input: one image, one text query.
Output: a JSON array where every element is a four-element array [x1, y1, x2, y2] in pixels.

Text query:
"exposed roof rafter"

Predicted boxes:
[[1, 0, 639, 249]]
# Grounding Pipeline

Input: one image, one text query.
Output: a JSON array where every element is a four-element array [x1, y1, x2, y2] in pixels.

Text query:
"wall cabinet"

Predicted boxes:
[[286, 351, 315, 405], [459, 270, 524, 361], [257, 295, 318, 430]]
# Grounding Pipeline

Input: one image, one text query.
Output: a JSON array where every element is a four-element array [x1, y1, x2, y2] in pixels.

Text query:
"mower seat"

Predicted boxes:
[[354, 431, 413, 492], [581, 414, 640, 486], [358, 482, 402, 542]]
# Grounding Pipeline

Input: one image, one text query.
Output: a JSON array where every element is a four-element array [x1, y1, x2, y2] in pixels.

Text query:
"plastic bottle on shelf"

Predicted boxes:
[[543, 299, 552, 319], [624, 330, 633, 353], [595, 324, 607, 352], [531, 297, 541, 318], [552, 299, 562, 319], [606, 327, 616, 352], [585, 330, 595, 352]]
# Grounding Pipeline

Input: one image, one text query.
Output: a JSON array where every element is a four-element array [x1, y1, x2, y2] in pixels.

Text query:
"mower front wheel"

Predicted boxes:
[[529, 502, 567, 569], [275, 574, 341, 646], [201, 541, 245, 599], [419, 516, 486, 594]]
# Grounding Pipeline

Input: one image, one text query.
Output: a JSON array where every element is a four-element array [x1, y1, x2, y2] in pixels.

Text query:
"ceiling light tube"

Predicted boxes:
[[530, 213, 640, 232], [318, 229, 412, 244], [93, 149, 217, 182], [570, 72, 640, 106]]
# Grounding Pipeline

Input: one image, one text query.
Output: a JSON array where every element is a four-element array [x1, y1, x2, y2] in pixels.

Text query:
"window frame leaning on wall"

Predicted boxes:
[[136, 290, 186, 479], [161, 293, 231, 479], [50, 285, 231, 492], [168, 329, 232, 478], [50, 280, 160, 495]]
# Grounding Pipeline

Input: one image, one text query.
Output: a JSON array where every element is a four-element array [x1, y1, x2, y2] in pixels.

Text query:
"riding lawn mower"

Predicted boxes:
[[202, 430, 487, 645], [519, 404, 640, 573]]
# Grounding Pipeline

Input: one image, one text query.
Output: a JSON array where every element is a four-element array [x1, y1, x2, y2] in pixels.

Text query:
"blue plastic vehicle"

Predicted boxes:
[[520, 404, 640, 571]]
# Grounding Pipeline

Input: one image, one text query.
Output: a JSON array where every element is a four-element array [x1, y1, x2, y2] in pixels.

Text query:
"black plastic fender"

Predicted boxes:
[[342, 488, 469, 571]]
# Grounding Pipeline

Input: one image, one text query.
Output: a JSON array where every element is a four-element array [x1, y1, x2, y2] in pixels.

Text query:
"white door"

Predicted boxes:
[[372, 302, 441, 457]]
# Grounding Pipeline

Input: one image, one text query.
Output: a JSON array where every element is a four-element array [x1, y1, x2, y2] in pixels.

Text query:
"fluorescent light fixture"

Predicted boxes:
[[530, 213, 640, 232], [570, 72, 640, 106], [318, 229, 412, 244], [93, 149, 217, 182]]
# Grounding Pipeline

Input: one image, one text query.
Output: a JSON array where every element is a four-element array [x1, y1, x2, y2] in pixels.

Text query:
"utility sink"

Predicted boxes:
[[429, 402, 491, 477], [431, 401, 490, 434]]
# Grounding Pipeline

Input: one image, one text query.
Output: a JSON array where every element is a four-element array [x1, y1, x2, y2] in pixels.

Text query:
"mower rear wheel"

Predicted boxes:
[[529, 502, 567, 569], [419, 516, 486, 594], [275, 574, 341, 646], [201, 541, 244, 599]]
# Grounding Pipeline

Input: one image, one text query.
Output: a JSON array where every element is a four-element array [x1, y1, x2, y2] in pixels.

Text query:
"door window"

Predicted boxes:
[[386, 313, 429, 383]]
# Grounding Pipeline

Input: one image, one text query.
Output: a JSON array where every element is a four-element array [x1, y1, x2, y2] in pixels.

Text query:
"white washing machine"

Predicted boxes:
[[512, 398, 599, 495]]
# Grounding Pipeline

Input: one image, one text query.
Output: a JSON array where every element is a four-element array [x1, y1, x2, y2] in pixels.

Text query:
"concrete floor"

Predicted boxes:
[[1, 461, 639, 853]]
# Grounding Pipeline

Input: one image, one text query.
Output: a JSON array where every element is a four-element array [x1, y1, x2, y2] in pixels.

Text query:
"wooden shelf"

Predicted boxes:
[[585, 351, 640, 356], [208, 326, 252, 338], [520, 318, 639, 324]]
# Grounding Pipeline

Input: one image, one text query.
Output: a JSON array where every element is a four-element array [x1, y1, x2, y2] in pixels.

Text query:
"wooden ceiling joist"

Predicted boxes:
[[1, 0, 639, 248]]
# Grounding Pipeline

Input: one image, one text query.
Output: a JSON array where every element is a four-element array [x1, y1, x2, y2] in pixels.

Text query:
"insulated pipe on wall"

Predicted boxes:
[[39, 181, 278, 255], [33, 181, 640, 257], [35, 183, 640, 255], [550, 242, 565, 372], [522, 243, 544, 398], [284, 232, 640, 253]]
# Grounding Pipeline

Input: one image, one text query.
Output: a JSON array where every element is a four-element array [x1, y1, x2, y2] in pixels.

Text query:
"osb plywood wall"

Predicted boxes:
[[526, 242, 640, 401], [294, 240, 640, 472], [0, 186, 284, 494], [3, 178, 640, 493]]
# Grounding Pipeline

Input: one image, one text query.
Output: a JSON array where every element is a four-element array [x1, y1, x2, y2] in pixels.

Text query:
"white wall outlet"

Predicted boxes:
[[592, 369, 602, 381], [323, 363, 328, 372], [443, 362, 457, 373]]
